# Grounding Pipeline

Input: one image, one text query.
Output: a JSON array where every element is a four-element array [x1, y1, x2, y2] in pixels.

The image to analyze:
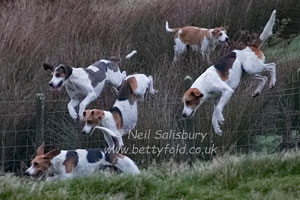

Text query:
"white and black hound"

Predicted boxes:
[[43, 50, 137, 121], [166, 21, 229, 63], [24, 143, 140, 180], [182, 10, 276, 135], [82, 74, 157, 149]]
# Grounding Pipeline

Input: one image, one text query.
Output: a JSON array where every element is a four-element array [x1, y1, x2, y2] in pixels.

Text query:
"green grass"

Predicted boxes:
[[1, 152, 300, 200], [265, 35, 300, 62]]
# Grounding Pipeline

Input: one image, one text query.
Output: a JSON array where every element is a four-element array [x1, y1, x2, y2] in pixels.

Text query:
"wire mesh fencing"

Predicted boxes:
[[1, 78, 300, 173]]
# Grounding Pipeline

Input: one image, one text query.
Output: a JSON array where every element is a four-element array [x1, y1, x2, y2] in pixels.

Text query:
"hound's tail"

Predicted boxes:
[[166, 21, 179, 33], [93, 126, 120, 138], [125, 50, 137, 59], [254, 10, 276, 49], [109, 50, 137, 62]]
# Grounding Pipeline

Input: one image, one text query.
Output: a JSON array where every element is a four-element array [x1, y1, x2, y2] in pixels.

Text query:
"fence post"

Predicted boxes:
[[183, 76, 196, 166], [35, 93, 45, 147]]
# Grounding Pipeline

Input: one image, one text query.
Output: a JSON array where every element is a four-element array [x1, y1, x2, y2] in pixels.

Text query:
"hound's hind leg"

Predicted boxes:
[[251, 74, 268, 97], [264, 63, 276, 88]]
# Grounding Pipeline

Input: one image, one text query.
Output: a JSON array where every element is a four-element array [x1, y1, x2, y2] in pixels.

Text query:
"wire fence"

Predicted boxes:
[[1, 78, 300, 173]]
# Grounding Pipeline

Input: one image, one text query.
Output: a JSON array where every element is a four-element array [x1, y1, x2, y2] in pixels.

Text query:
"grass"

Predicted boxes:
[[265, 35, 300, 62], [1, 152, 300, 200]]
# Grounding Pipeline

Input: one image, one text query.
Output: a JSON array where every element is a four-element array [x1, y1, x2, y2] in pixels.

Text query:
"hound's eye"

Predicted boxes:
[[87, 120, 92, 124], [55, 73, 60, 78], [220, 33, 223, 36], [33, 162, 38, 167], [186, 101, 191, 105]]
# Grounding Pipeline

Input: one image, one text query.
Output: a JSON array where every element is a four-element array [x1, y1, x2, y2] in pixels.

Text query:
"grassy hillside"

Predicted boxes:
[[1, 152, 300, 200], [1, 0, 300, 171]]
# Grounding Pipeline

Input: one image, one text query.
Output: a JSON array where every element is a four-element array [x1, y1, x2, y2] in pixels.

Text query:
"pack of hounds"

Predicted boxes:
[[25, 10, 277, 180]]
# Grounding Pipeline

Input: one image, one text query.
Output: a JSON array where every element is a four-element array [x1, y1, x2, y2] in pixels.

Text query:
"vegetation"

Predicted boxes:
[[0, 0, 300, 170], [1, 152, 300, 200]]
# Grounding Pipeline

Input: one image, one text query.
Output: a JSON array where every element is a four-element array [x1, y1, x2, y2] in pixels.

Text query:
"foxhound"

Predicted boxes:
[[166, 21, 229, 63], [182, 10, 277, 135], [82, 73, 157, 149], [24, 143, 140, 180], [43, 50, 137, 121]]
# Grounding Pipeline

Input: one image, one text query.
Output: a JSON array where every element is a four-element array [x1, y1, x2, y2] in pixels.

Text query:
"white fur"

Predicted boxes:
[[125, 50, 137, 59], [82, 74, 157, 149], [183, 48, 276, 134], [48, 51, 136, 120], [166, 21, 229, 63], [260, 10, 276, 44], [25, 149, 140, 180], [182, 10, 276, 135]]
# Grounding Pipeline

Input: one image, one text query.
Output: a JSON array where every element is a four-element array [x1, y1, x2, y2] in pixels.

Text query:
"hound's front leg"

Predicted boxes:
[[212, 106, 223, 135], [67, 99, 80, 120], [212, 85, 234, 135], [78, 92, 97, 121], [148, 75, 158, 96]]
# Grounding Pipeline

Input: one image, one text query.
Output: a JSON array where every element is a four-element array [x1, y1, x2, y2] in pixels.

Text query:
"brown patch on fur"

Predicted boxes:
[[117, 77, 138, 104], [105, 153, 125, 165], [214, 52, 237, 81], [83, 109, 105, 125], [177, 26, 211, 45], [249, 46, 263, 59], [111, 111, 123, 129], [29, 144, 61, 177], [212, 27, 226, 39], [183, 88, 203, 109], [63, 151, 78, 173], [36, 142, 45, 156]]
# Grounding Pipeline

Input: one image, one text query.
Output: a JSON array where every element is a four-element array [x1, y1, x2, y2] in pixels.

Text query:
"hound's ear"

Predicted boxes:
[[44, 149, 61, 160], [61, 65, 73, 79], [192, 89, 203, 97], [43, 63, 54, 71], [36, 142, 45, 156], [93, 109, 105, 119]]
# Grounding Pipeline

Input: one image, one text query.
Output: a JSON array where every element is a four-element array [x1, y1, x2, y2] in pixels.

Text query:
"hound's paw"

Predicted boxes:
[[213, 126, 223, 136], [150, 89, 159, 97], [216, 111, 224, 123], [69, 110, 78, 120], [252, 91, 260, 97], [217, 118, 225, 125], [269, 80, 276, 89], [79, 114, 84, 121]]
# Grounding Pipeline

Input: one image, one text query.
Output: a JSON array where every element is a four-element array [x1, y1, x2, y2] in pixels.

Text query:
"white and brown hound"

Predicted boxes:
[[43, 50, 137, 121], [182, 10, 276, 135], [82, 74, 157, 149], [25, 143, 140, 180], [166, 21, 229, 62]]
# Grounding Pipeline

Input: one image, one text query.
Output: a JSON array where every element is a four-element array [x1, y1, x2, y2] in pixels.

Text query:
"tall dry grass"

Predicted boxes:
[[0, 0, 299, 170]]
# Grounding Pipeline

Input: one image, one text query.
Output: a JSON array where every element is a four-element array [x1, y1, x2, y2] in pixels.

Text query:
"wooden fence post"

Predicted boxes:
[[35, 93, 45, 147], [184, 76, 196, 166]]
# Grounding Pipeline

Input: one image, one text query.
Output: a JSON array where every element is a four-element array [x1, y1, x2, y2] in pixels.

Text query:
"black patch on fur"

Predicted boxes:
[[63, 151, 79, 167], [43, 63, 54, 71], [84, 61, 108, 87], [84, 61, 120, 88], [56, 65, 73, 80], [214, 52, 236, 74], [86, 149, 103, 163], [104, 153, 116, 164], [117, 79, 133, 101], [109, 106, 123, 124]]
